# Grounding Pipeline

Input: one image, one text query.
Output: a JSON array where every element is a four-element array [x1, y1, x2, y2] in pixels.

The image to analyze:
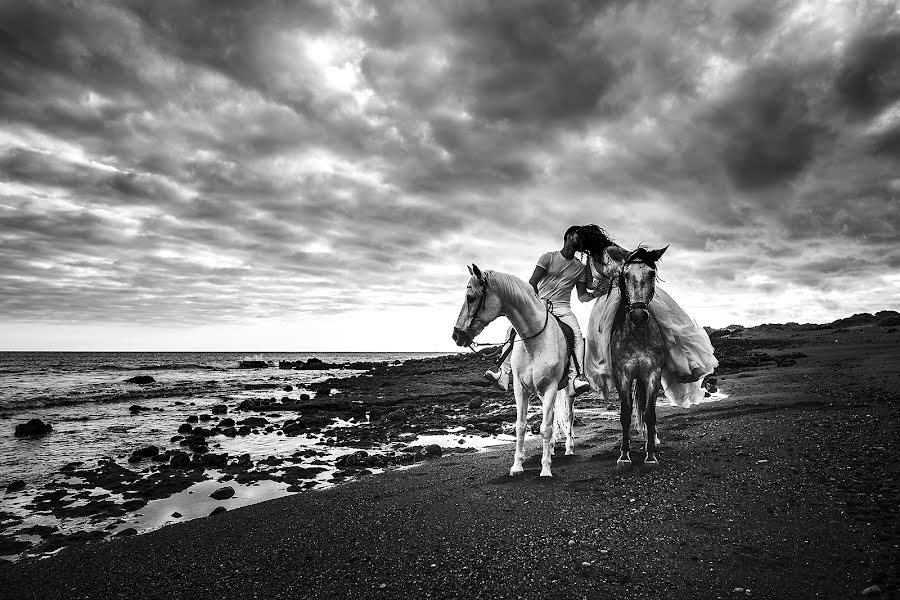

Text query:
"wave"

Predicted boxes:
[[63, 363, 225, 373], [0, 380, 230, 412]]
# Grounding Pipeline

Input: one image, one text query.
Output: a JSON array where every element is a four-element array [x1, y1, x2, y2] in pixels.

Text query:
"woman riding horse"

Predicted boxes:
[[579, 225, 718, 407]]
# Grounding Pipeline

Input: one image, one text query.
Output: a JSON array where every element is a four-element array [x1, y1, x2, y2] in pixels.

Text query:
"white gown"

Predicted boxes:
[[584, 249, 718, 407]]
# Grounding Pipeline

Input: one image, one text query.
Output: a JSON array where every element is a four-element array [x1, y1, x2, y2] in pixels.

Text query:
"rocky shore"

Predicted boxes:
[[1, 313, 898, 599]]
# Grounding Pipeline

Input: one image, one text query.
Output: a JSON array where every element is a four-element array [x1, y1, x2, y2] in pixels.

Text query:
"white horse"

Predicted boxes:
[[452, 265, 575, 477]]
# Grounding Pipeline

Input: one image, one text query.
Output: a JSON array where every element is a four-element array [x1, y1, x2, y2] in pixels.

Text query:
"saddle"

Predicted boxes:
[[494, 313, 580, 391]]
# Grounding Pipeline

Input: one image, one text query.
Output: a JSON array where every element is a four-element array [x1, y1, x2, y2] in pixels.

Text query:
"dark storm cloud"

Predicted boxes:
[[702, 65, 824, 191], [0, 0, 898, 337], [834, 30, 900, 117]]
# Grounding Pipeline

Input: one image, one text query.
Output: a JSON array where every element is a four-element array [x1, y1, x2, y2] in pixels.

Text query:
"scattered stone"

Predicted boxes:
[[186, 415, 199, 423], [218, 418, 235, 427], [282, 385, 293, 392], [387, 410, 408, 422], [199, 414, 212, 421], [14, 419, 52, 437], [177, 424, 193, 434], [210, 506, 227, 516], [132, 445, 159, 458], [124, 375, 155, 384], [300, 393, 311, 401], [115, 528, 138, 537], [468, 398, 483, 410], [862, 585, 881, 596], [239, 360, 268, 369], [210, 486, 235, 500], [211, 405, 228, 414], [129, 405, 148, 413], [169, 452, 191, 468], [171, 512, 182, 518], [6, 480, 26, 493]]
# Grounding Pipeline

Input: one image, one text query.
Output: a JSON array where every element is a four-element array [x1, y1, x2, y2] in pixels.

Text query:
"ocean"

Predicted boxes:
[[0, 351, 454, 519]]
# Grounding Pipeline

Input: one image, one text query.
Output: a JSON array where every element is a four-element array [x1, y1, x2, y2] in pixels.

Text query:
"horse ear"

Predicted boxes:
[[471, 264, 483, 280], [648, 245, 669, 263], [467, 264, 474, 275]]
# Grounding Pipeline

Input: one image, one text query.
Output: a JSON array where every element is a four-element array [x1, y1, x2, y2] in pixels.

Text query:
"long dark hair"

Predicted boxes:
[[578, 224, 616, 257]]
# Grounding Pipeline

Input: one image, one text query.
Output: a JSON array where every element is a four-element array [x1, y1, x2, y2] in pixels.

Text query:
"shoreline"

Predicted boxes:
[[1, 322, 898, 598]]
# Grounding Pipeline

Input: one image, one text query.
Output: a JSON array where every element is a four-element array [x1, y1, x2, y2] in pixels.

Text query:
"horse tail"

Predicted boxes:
[[553, 389, 572, 441], [631, 380, 646, 437]]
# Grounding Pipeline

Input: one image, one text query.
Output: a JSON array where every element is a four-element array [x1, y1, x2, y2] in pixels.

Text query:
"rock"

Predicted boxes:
[[129, 405, 147, 412], [169, 452, 191, 468], [199, 414, 212, 421], [6, 480, 26, 493], [210, 486, 235, 500], [218, 418, 235, 427], [239, 360, 268, 368], [177, 424, 193, 434], [132, 445, 159, 458], [210, 506, 227, 516], [171, 512, 182, 518], [387, 410, 408, 423], [300, 393, 311, 401], [200, 453, 229, 467], [282, 385, 293, 392], [423, 444, 442, 458], [186, 415, 199, 423], [468, 398, 483, 410], [115, 528, 138, 537], [124, 375, 155, 384], [211, 404, 228, 414], [862, 585, 881, 596], [14, 419, 52, 437], [238, 417, 269, 427]]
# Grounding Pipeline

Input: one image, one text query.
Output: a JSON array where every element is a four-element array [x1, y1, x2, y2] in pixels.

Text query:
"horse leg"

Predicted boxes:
[[539, 387, 557, 477], [509, 377, 528, 476], [644, 382, 660, 469], [565, 390, 575, 456], [617, 380, 633, 471]]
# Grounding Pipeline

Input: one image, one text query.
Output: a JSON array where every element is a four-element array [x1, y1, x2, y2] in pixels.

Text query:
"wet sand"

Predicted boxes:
[[1, 321, 898, 599]]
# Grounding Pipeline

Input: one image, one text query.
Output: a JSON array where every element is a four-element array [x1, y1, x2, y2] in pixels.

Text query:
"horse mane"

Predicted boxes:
[[484, 270, 540, 314]]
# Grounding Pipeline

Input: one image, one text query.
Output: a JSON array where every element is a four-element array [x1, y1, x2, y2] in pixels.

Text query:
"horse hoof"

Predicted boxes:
[[616, 459, 632, 472], [642, 459, 660, 470], [509, 466, 524, 477], [539, 469, 553, 477], [565, 449, 575, 456]]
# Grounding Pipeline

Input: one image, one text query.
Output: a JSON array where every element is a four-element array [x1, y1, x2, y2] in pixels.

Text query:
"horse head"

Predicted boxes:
[[452, 264, 503, 347], [619, 246, 668, 328]]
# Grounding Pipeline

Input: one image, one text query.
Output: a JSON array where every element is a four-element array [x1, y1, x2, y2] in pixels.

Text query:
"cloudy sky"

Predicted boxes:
[[1, 0, 898, 351]]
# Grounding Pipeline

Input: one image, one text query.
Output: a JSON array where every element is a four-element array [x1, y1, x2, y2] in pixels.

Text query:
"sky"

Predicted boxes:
[[0, 0, 898, 351]]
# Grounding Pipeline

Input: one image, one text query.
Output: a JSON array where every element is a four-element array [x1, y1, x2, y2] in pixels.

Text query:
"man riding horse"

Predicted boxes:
[[484, 226, 597, 395]]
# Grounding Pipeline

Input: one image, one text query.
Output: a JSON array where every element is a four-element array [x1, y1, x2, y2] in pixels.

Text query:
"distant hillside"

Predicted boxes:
[[705, 310, 900, 337]]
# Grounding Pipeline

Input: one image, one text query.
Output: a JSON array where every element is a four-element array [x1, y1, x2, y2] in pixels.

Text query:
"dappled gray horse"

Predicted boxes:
[[609, 246, 668, 470]]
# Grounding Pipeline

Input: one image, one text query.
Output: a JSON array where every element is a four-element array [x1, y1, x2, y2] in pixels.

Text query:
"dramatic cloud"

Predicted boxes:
[[0, 0, 898, 350]]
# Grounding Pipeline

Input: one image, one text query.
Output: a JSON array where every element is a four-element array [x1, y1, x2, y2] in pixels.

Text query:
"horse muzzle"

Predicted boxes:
[[452, 327, 473, 347], [627, 304, 650, 328]]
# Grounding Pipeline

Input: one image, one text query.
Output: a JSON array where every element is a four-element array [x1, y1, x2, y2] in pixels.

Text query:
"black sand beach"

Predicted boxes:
[[1, 318, 899, 599]]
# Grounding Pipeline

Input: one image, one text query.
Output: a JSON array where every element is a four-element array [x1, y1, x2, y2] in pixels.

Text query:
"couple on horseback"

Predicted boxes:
[[483, 224, 716, 405]]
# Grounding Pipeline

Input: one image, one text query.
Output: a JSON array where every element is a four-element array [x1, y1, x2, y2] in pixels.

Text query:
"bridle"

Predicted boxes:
[[461, 275, 552, 350]]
